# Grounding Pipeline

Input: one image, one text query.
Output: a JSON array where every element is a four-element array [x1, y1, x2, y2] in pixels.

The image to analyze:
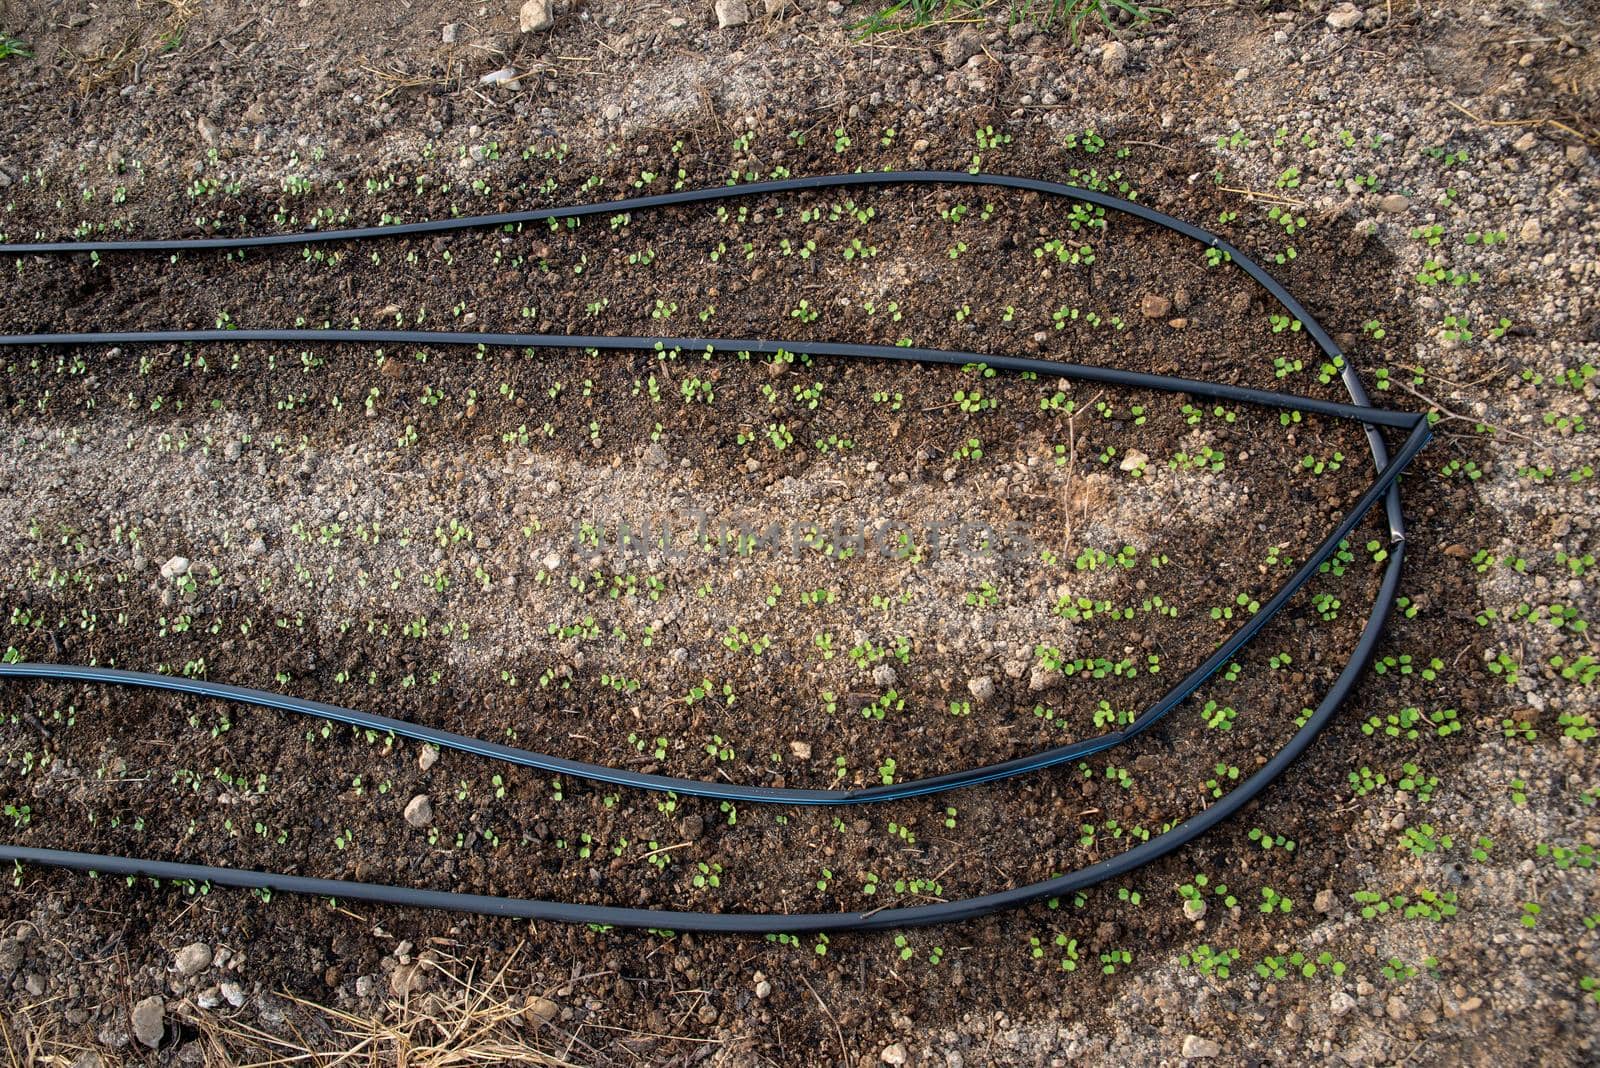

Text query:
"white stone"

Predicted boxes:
[[519, 0, 554, 32], [1325, 3, 1362, 29], [131, 996, 164, 1049], [1099, 41, 1129, 75], [173, 942, 212, 976], [404, 794, 433, 828], [715, 0, 749, 27]]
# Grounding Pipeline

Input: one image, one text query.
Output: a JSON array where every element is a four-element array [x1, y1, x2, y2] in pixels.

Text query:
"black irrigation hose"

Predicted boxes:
[[0, 171, 1429, 930]]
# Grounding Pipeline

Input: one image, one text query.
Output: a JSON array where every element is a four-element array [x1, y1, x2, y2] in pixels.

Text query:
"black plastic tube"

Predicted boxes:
[[0, 171, 1427, 929]]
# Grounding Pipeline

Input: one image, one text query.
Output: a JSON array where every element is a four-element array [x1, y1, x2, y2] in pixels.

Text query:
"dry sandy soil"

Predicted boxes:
[[0, 0, 1597, 1064]]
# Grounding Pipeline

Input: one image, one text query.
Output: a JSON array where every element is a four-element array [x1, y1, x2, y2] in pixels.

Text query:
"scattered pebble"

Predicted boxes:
[[526, 995, 560, 1024], [967, 676, 996, 702], [1325, 3, 1362, 29], [872, 663, 898, 688], [419, 743, 441, 771], [881, 1043, 909, 1066], [1181, 1034, 1221, 1059], [714, 0, 750, 28], [1378, 193, 1411, 213], [519, 0, 554, 32], [789, 740, 812, 759], [404, 795, 433, 828], [1100, 41, 1129, 75], [131, 996, 164, 1049], [1118, 448, 1149, 473], [1519, 217, 1543, 244], [1140, 294, 1172, 318], [173, 942, 213, 976], [159, 555, 190, 581], [479, 67, 520, 87], [1028, 666, 1062, 693], [442, 22, 462, 43], [1182, 897, 1207, 922], [1314, 888, 1336, 913], [220, 981, 247, 1008], [1330, 991, 1357, 1017]]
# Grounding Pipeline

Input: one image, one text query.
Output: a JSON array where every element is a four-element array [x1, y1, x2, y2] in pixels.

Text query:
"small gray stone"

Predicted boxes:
[[159, 556, 191, 581], [1182, 897, 1207, 921], [715, 0, 749, 27], [479, 67, 520, 87], [196, 986, 223, 1010], [519, 0, 554, 32], [881, 1044, 909, 1066], [1519, 217, 1543, 244], [942, 32, 978, 69], [1378, 193, 1410, 213], [1314, 888, 1336, 913], [131, 996, 164, 1049], [1325, 3, 1362, 29], [872, 663, 898, 688], [442, 22, 462, 43], [174, 942, 213, 976], [355, 975, 375, 998], [1140, 294, 1172, 318], [246, 536, 267, 557], [1385, 995, 1408, 1021], [1028, 667, 1062, 693], [220, 981, 246, 1008], [404, 794, 433, 828], [419, 743, 441, 771], [1330, 991, 1357, 1017], [967, 676, 996, 702], [1100, 41, 1129, 75], [526, 995, 559, 1023], [789, 740, 812, 760], [1182, 1034, 1221, 1059]]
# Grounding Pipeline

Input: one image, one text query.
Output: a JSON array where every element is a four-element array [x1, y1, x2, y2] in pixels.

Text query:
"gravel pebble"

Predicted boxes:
[[173, 942, 212, 976], [1140, 294, 1172, 318], [1100, 41, 1129, 75], [967, 676, 996, 702], [519, 0, 554, 32], [881, 1043, 909, 1066], [130, 996, 164, 1049], [1378, 193, 1411, 213], [714, 0, 750, 27], [403, 794, 433, 828], [1181, 1034, 1221, 1058], [1325, 3, 1362, 29]]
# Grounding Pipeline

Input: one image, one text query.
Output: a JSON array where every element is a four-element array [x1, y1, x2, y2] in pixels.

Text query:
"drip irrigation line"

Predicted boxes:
[[0, 171, 1429, 930]]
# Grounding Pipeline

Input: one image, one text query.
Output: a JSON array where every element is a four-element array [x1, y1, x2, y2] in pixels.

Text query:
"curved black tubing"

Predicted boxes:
[[0, 171, 1427, 929]]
